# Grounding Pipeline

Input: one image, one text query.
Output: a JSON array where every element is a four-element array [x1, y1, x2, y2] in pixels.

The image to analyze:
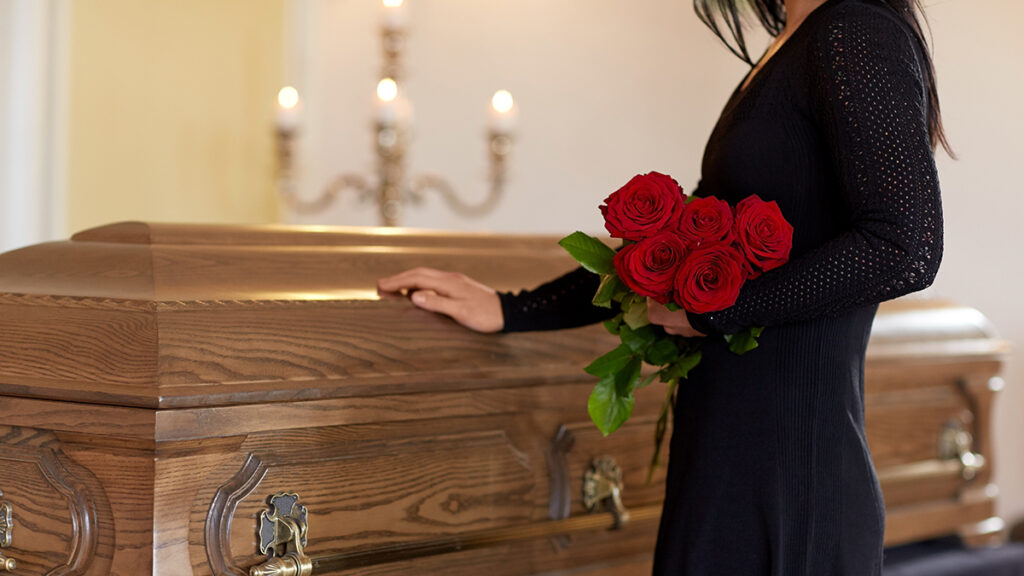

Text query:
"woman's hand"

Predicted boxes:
[[377, 267, 504, 333], [646, 297, 707, 338]]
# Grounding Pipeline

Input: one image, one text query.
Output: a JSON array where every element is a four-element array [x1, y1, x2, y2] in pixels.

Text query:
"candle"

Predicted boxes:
[[276, 86, 301, 132], [381, 0, 406, 31], [377, 78, 399, 125], [489, 89, 517, 133]]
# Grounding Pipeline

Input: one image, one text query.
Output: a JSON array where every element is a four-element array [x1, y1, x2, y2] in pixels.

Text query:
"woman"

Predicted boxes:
[[378, 0, 945, 573]]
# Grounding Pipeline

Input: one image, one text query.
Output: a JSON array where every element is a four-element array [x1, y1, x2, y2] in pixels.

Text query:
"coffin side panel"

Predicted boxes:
[[0, 426, 113, 575], [0, 302, 158, 406], [176, 383, 669, 576]]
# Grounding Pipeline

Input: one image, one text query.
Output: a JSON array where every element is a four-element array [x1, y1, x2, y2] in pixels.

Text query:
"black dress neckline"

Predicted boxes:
[[729, 0, 844, 105]]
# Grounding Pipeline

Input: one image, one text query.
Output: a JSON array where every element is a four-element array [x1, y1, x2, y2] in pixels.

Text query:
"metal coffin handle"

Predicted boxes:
[[0, 492, 16, 572], [248, 465, 648, 575], [582, 456, 631, 529], [250, 493, 312, 576], [939, 420, 986, 481]]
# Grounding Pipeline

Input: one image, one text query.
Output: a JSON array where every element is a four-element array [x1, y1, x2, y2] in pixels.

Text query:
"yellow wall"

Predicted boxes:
[[67, 0, 284, 234]]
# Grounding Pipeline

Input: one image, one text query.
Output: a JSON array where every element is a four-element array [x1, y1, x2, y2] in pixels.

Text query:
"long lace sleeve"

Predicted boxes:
[[498, 266, 619, 333], [694, 5, 943, 335]]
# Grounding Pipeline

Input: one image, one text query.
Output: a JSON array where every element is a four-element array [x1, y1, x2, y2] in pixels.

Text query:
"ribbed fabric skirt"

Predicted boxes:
[[651, 304, 884, 575]]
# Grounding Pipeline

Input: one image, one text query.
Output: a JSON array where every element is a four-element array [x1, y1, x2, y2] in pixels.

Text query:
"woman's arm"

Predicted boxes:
[[498, 266, 619, 332], [377, 267, 505, 333], [691, 4, 943, 335], [375, 265, 618, 334]]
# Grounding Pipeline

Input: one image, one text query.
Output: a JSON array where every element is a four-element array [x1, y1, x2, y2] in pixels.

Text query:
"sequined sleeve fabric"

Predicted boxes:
[[694, 5, 943, 334]]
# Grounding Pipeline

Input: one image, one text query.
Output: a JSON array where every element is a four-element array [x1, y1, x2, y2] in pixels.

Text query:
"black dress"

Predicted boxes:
[[498, 0, 943, 574]]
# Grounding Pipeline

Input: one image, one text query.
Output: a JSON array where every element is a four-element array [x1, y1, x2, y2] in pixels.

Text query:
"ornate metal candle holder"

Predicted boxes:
[[275, 1, 514, 227]]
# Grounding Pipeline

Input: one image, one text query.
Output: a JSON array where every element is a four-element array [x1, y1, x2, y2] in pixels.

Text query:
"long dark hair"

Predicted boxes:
[[695, 0, 952, 155]]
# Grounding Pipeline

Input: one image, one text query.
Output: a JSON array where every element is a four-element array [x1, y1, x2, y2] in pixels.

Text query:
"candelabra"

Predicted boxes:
[[275, 0, 516, 227]]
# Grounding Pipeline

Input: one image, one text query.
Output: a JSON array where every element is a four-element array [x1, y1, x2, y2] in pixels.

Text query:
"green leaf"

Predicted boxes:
[[602, 314, 623, 335], [620, 323, 657, 353], [588, 357, 641, 437], [592, 274, 623, 309], [725, 326, 765, 355], [665, 302, 681, 312], [644, 338, 680, 366], [612, 282, 632, 302], [660, 351, 702, 382], [558, 232, 616, 275], [584, 344, 634, 378], [622, 296, 650, 329], [616, 356, 643, 396], [637, 371, 659, 389]]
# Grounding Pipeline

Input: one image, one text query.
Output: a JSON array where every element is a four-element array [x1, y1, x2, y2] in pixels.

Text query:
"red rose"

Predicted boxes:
[[677, 196, 734, 248], [674, 244, 747, 314], [614, 231, 688, 304], [600, 172, 687, 241], [733, 195, 794, 278]]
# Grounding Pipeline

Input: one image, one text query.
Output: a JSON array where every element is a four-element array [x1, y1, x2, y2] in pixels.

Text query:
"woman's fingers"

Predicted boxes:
[[645, 297, 706, 338], [646, 298, 682, 325], [377, 267, 459, 297], [376, 267, 504, 334], [410, 289, 459, 317]]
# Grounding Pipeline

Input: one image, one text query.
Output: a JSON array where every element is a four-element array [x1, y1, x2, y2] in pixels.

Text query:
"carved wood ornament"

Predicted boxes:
[[0, 429, 103, 575]]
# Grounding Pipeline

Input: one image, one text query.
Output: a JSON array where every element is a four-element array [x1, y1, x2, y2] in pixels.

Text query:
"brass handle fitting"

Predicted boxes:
[[250, 494, 312, 576], [250, 551, 311, 576], [582, 456, 631, 529], [940, 420, 986, 481], [0, 495, 14, 571]]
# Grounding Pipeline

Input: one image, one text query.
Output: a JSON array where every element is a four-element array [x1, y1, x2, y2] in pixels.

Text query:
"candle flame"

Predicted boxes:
[[278, 86, 300, 110], [491, 90, 514, 114], [377, 78, 399, 103]]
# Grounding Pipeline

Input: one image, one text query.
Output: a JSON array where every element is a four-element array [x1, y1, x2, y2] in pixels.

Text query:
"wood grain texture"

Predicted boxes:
[[0, 426, 113, 575], [56, 443, 154, 575], [0, 223, 1012, 575], [0, 397, 154, 439], [884, 488, 997, 546], [203, 454, 266, 576], [866, 363, 1002, 524], [155, 382, 626, 441], [177, 384, 670, 576], [867, 384, 971, 467], [308, 521, 662, 576], [1, 222, 1007, 410]]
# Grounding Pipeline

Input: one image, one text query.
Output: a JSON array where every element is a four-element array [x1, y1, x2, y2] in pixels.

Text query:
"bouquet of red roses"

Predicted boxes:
[[559, 172, 793, 477]]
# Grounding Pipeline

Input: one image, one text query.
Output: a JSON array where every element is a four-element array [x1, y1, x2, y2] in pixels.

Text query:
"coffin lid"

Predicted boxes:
[[0, 222, 1008, 410]]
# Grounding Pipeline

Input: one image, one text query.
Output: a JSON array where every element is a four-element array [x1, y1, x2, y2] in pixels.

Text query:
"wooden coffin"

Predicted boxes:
[[865, 297, 1010, 547], [0, 222, 1009, 575]]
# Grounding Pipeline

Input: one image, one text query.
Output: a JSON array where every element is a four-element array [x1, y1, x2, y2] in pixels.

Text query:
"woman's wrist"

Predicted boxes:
[[685, 310, 715, 336], [496, 291, 518, 333]]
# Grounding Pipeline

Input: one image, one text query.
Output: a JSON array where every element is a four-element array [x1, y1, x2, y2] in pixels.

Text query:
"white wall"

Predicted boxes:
[[0, 2, 11, 239], [0, 0, 68, 253], [926, 0, 1024, 533], [288, 0, 1024, 530], [285, 0, 749, 232]]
